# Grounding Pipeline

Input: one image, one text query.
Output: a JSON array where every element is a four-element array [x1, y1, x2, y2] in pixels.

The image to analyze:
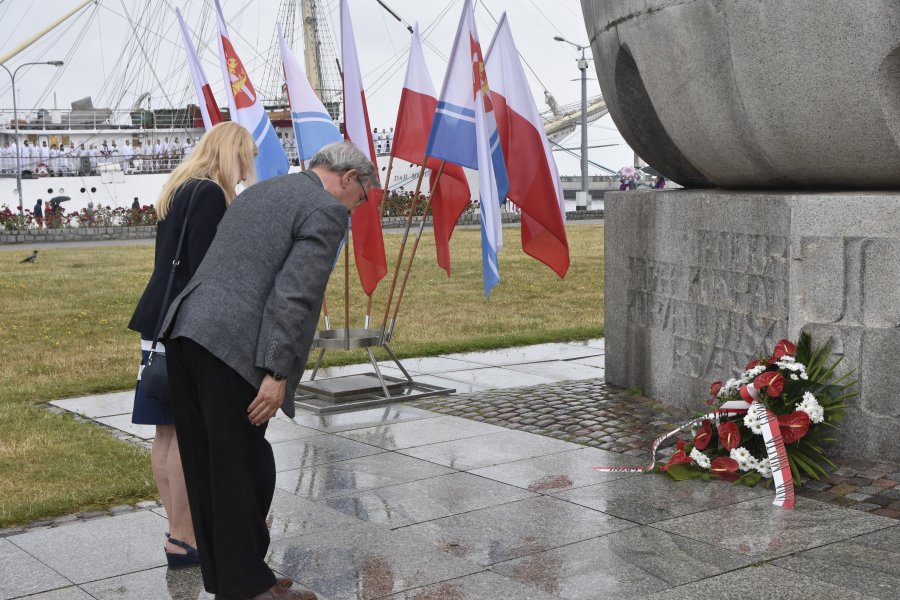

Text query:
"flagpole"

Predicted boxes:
[[379, 163, 428, 335], [379, 154, 395, 218], [386, 160, 445, 341], [343, 228, 350, 350]]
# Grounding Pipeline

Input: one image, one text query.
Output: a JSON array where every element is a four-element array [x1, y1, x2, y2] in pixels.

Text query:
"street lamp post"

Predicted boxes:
[[0, 61, 64, 216], [554, 36, 590, 210]]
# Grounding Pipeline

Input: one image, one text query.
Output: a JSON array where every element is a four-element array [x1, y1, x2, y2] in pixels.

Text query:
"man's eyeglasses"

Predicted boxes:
[[356, 177, 369, 204]]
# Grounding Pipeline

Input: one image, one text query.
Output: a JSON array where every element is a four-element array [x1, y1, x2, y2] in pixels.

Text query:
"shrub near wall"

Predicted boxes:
[[0, 203, 158, 244]]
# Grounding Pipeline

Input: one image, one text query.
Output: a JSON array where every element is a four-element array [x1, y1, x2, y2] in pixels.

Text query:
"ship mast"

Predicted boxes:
[[301, 0, 322, 95]]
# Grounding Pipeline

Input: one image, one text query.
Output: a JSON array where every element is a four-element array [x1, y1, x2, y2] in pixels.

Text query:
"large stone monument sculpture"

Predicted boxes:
[[584, 0, 900, 461]]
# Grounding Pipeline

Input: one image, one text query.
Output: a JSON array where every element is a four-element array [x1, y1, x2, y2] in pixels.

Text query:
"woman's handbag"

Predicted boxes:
[[140, 183, 199, 402]]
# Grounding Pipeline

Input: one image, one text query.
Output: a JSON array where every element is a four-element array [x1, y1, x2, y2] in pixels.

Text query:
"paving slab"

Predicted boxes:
[[7, 589, 95, 600], [267, 489, 365, 540], [653, 497, 897, 560], [337, 415, 509, 450], [383, 571, 559, 600], [638, 564, 875, 600], [398, 496, 635, 566], [289, 405, 437, 433], [771, 525, 900, 599], [266, 523, 484, 600], [79, 566, 214, 600], [433, 366, 557, 389], [376, 356, 492, 374], [443, 343, 601, 366], [490, 525, 754, 600], [0, 538, 71, 600], [262, 419, 324, 444], [503, 360, 605, 382], [566, 339, 605, 350], [300, 363, 407, 381], [397, 373, 486, 394], [49, 391, 133, 419], [275, 453, 455, 501], [398, 429, 581, 471], [8, 511, 166, 584], [468, 447, 643, 493], [94, 414, 156, 440], [270, 435, 386, 472], [322, 472, 535, 529], [552, 475, 769, 524], [565, 354, 606, 369]]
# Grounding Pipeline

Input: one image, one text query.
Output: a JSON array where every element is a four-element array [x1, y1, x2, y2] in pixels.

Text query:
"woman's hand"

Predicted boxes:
[[247, 375, 286, 426]]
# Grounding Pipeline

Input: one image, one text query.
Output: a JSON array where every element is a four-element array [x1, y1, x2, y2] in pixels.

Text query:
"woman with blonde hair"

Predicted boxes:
[[128, 121, 256, 568]]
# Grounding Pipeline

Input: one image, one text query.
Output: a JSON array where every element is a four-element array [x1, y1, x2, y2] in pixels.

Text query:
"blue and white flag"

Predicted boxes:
[[214, 0, 289, 180], [277, 23, 342, 162], [426, 0, 509, 298]]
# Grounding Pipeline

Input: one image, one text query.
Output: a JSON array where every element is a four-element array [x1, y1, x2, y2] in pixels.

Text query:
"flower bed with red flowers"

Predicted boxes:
[[659, 334, 856, 487]]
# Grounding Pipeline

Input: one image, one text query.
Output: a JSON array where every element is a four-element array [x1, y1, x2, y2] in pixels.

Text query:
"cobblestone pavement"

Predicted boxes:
[[413, 379, 900, 520]]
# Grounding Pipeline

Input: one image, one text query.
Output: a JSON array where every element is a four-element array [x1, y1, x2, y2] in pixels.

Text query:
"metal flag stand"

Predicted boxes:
[[294, 165, 455, 413]]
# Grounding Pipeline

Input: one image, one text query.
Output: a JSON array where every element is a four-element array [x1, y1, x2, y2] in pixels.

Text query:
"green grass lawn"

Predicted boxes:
[[0, 223, 603, 526]]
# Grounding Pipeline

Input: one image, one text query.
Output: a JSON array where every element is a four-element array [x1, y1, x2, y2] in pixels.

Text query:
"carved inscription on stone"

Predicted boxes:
[[626, 231, 789, 379]]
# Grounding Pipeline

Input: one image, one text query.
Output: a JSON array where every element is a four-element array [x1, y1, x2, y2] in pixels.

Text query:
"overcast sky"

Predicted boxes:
[[0, 0, 633, 175]]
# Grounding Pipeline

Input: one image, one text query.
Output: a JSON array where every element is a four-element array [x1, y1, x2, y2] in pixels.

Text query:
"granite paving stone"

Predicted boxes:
[[336, 415, 508, 450], [468, 447, 642, 493], [637, 564, 874, 600], [266, 523, 483, 600], [653, 497, 897, 560], [398, 429, 581, 471], [565, 354, 605, 369], [400, 373, 486, 394], [772, 525, 900, 599], [275, 453, 455, 500], [49, 391, 133, 419], [503, 360, 606, 382], [8, 511, 167, 584], [383, 571, 560, 600], [398, 496, 635, 566], [80, 566, 215, 600], [322, 472, 535, 528], [433, 367, 557, 390], [262, 419, 325, 444], [94, 414, 156, 440], [287, 404, 438, 433], [267, 489, 366, 540], [553, 475, 768, 524], [0, 538, 71, 600], [270, 435, 386, 472], [6, 589, 96, 600], [443, 343, 601, 366], [490, 525, 754, 600]]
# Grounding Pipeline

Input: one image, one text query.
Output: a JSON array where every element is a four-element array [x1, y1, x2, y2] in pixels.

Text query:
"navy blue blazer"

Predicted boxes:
[[129, 178, 227, 339]]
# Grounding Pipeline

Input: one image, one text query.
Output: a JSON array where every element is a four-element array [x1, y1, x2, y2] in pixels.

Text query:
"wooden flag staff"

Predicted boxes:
[[384, 160, 446, 341], [378, 154, 395, 218], [379, 163, 429, 336]]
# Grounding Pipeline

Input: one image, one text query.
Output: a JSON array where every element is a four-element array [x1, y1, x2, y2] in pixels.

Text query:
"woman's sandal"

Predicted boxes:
[[165, 537, 200, 569]]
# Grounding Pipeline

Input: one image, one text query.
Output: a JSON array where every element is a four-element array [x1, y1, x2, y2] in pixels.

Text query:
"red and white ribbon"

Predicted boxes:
[[593, 390, 794, 509]]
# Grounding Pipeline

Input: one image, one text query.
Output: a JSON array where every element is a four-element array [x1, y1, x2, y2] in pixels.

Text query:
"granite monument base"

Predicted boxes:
[[605, 190, 900, 462]]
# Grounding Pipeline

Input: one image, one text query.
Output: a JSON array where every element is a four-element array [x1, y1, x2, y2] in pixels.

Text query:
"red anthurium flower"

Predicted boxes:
[[675, 438, 686, 451], [766, 355, 778, 366], [660, 449, 692, 472], [717, 421, 741, 450], [745, 358, 762, 370], [709, 381, 722, 397], [710, 457, 740, 481], [739, 384, 758, 403], [778, 411, 810, 444], [693, 419, 713, 451], [754, 371, 785, 397], [772, 339, 797, 360]]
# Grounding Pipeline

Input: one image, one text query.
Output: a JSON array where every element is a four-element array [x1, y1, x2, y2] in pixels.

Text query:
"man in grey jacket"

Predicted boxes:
[[162, 141, 374, 600]]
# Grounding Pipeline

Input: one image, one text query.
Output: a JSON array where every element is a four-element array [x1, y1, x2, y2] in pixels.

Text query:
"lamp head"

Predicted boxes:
[[47, 61, 64, 67]]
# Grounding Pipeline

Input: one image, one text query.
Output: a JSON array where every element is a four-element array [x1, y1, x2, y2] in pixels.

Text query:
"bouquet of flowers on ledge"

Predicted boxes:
[[659, 334, 857, 487]]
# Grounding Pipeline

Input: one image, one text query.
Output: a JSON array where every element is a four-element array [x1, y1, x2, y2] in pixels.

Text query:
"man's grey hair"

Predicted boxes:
[[309, 141, 377, 186]]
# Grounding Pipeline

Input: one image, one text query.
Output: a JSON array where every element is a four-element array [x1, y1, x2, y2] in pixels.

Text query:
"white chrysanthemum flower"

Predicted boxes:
[[798, 392, 825, 424], [789, 374, 798, 380], [800, 372, 808, 380], [743, 413, 763, 435], [802, 391, 817, 403], [690, 448, 711, 469], [756, 458, 772, 479]]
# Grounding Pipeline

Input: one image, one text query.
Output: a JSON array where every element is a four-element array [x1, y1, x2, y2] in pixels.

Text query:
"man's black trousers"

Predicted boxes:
[[167, 336, 277, 598]]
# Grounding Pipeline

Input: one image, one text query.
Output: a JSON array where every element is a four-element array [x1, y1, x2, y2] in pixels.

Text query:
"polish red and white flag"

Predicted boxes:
[[485, 13, 570, 278], [392, 23, 471, 275], [176, 8, 222, 130]]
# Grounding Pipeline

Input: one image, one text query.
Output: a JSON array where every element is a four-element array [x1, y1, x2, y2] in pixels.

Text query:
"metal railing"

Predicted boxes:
[[0, 108, 205, 131]]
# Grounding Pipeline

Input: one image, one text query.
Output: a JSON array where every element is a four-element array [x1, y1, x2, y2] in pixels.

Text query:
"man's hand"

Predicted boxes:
[[247, 374, 287, 426]]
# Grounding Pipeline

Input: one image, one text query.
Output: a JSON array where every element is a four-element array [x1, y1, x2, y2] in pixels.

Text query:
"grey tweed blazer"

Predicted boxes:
[[160, 170, 348, 417]]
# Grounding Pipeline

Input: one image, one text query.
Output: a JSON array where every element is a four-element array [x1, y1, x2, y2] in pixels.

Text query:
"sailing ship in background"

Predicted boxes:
[[0, 0, 608, 214]]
